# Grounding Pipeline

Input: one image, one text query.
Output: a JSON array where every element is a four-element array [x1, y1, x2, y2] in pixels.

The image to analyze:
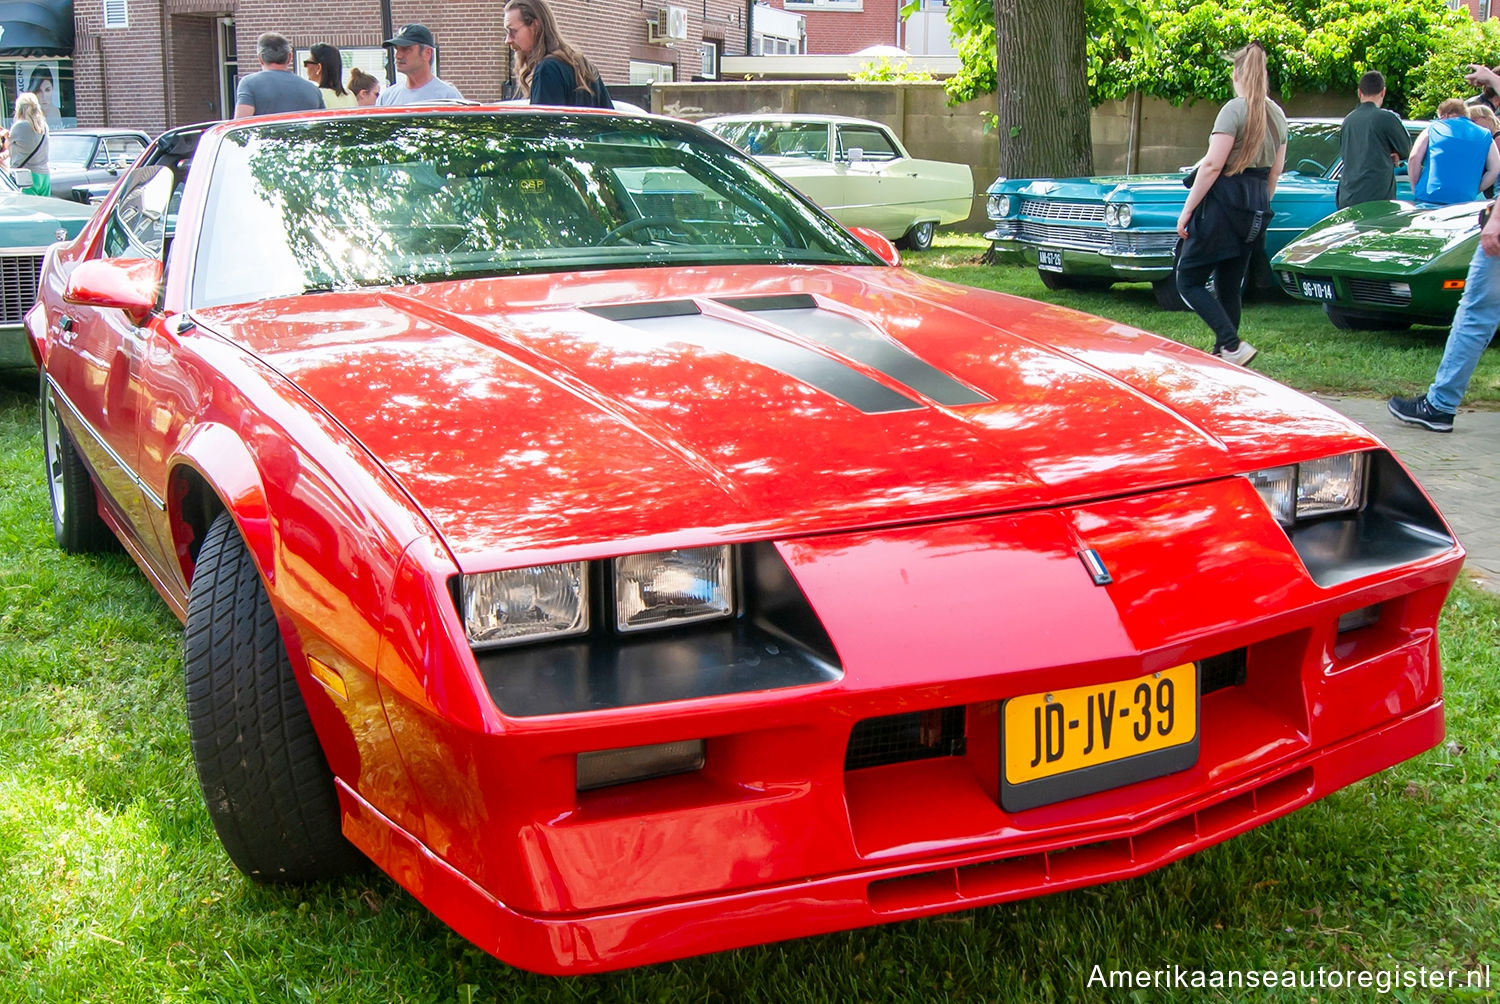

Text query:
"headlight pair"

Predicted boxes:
[[1246, 452, 1366, 527], [987, 194, 1012, 219], [1104, 204, 1133, 228], [461, 546, 734, 647]]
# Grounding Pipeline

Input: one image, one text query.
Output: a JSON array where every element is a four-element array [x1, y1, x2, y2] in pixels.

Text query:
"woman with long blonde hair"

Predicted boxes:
[[503, 0, 612, 107], [9, 92, 51, 196], [1173, 42, 1288, 367]]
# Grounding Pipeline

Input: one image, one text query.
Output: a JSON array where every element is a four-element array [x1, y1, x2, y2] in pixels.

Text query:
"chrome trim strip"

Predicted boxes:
[[45, 374, 166, 511]]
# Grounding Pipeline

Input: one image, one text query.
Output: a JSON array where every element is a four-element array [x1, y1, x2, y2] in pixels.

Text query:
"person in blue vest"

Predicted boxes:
[[1407, 98, 1500, 205]]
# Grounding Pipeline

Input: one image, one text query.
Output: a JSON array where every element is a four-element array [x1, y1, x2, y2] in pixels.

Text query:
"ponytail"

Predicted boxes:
[[1224, 42, 1268, 177]]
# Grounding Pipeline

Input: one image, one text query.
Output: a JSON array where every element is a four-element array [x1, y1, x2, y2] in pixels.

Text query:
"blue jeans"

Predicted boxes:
[[1429, 240, 1500, 412]]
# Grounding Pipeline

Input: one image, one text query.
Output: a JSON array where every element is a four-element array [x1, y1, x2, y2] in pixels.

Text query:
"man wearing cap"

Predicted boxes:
[[377, 23, 464, 106], [234, 32, 325, 118]]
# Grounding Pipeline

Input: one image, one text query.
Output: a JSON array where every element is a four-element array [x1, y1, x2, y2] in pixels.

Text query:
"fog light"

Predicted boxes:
[[577, 740, 706, 790], [1337, 604, 1380, 634]]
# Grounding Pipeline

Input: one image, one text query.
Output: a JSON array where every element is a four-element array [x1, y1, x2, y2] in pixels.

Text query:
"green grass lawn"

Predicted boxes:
[[904, 235, 1500, 407], [2, 251, 1498, 1001]]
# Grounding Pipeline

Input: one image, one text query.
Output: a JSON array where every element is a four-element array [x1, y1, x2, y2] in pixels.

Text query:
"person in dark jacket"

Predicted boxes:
[[1336, 70, 1411, 209], [1173, 41, 1288, 367], [503, 0, 612, 108]]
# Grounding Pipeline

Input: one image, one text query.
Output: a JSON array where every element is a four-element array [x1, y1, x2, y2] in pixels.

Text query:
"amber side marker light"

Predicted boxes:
[[1443, 279, 1466, 290]]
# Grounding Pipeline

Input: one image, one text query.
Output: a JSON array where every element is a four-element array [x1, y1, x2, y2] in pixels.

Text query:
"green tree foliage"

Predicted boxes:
[[1405, 18, 1500, 117], [850, 56, 935, 82], [944, 0, 1469, 114]]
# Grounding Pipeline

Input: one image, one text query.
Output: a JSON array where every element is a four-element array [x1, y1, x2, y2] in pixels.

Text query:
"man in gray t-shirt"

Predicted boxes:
[[234, 31, 325, 118], [376, 23, 464, 106]]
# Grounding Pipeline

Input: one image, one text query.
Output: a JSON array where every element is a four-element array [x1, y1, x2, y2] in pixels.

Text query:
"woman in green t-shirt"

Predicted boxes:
[[1173, 42, 1288, 368]]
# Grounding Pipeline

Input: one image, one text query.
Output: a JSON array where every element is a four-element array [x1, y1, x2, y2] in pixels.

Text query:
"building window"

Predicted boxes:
[[103, 0, 129, 29], [700, 41, 718, 79], [629, 60, 675, 85], [754, 34, 803, 55]]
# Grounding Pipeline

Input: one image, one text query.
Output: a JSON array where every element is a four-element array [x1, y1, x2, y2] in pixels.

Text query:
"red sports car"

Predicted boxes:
[[29, 108, 1463, 974]]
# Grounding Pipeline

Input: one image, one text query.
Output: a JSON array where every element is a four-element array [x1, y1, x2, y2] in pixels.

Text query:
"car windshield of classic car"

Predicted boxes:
[[1283, 120, 1342, 177], [190, 113, 876, 308]]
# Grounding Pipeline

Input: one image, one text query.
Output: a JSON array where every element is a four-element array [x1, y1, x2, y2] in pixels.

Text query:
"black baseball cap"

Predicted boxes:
[[384, 23, 435, 48]]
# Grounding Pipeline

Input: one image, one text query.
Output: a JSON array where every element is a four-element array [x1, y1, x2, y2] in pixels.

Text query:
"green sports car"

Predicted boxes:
[[1271, 199, 1484, 330]]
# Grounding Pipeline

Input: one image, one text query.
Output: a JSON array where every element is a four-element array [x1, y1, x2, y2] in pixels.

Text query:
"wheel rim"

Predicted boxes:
[[43, 393, 66, 527], [912, 222, 934, 247]]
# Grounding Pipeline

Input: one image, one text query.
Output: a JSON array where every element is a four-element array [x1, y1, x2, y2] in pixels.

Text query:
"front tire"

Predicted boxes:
[[185, 511, 364, 883], [39, 371, 114, 553], [1153, 277, 1189, 311], [900, 221, 935, 251]]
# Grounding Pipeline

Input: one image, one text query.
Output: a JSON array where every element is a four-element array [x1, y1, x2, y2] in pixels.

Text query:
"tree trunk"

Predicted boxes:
[[993, 0, 1092, 178]]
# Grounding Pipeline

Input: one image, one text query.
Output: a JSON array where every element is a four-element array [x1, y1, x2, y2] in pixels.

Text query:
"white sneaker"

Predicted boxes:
[[1218, 340, 1258, 367]]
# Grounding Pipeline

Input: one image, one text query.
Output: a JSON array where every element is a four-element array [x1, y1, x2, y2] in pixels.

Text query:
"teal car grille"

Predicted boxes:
[[1009, 221, 1177, 257], [1017, 220, 1107, 251], [1019, 198, 1106, 222], [0, 253, 43, 326]]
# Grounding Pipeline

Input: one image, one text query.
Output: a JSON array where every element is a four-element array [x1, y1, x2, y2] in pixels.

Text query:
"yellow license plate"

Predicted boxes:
[[1000, 664, 1199, 811]]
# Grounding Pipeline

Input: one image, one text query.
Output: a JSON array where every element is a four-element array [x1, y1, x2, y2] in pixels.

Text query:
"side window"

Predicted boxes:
[[837, 127, 899, 162], [104, 137, 146, 169]]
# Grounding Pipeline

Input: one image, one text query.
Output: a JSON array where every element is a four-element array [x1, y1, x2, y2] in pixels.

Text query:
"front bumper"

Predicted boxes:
[[356, 460, 1463, 974], [1273, 265, 1462, 326], [985, 230, 1175, 281]]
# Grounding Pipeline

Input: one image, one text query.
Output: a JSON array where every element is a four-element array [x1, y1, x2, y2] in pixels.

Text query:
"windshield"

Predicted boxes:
[[50, 134, 98, 168], [1284, 121, 1341, 178], [191, 113, 877, 309]]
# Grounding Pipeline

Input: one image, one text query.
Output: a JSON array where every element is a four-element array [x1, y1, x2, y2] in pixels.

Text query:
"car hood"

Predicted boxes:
[[0, 190, 95, 242], [990, 171, 1332, 203], [1273, 201, 1482, 270], [195, 266, 1373, 568]]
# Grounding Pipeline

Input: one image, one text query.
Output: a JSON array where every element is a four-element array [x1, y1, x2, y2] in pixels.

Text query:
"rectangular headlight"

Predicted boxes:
[[615, 545, 734, 632], [462, 563, 588, 646], [1247, 453, 1366, 527]]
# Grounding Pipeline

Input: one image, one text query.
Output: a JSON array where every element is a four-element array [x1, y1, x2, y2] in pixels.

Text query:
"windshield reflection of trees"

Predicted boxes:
[[217, 115, 867, 297]]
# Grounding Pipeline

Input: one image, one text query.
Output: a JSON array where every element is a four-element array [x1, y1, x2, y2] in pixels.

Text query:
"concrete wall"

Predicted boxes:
[[654, 81, 1359, 232]]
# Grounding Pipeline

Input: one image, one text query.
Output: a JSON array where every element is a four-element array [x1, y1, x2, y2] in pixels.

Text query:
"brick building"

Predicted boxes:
[[51, 0, 749, 134]]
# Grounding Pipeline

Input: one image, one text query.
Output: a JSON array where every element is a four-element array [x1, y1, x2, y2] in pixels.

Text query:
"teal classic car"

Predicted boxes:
[[0, 172, 95, 372], [1271, 199, 1481, 330], [985, 118, 1423, 309]]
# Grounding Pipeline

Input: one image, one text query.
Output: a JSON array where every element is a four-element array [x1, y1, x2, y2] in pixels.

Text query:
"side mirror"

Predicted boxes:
[[848, 226, 900, 267], [847, 147, 865, 163], [64, 258, 163, 325]]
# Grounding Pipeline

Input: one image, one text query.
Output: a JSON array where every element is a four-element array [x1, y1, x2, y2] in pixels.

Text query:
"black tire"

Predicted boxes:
[[901, 221, 935, 251], [39, 371, 114, 553], [1324, 304, 1411, 332], [185, 511, 364, 883], [1153, 277, 1189, 311]]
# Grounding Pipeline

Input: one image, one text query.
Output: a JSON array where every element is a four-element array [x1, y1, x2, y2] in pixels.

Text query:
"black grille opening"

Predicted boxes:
[[1198, 648, 1247, 695], [846, 706, 966, 770]]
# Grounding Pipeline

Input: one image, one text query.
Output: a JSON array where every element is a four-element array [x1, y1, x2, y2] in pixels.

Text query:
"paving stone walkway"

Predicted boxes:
[[1317, 395, 1499, 594]]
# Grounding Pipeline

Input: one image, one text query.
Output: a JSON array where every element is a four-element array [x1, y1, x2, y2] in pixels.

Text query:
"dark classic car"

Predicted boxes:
[[985, 118, 1424, 308], [48, 128, 152, 204], [31, 107, 1463, 973], [0, 170, 95, 372], [1272, 198, 1484, 329]]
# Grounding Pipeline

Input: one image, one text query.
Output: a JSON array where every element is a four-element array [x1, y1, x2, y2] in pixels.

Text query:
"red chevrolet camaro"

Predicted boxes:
[[29, 108, 1464, 974]]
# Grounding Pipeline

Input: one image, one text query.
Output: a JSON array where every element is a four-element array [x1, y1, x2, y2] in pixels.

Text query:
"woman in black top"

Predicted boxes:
[[503, 0, 612, 108]]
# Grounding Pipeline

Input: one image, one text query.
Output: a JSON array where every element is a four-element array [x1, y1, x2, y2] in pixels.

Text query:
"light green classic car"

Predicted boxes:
[[699, 114, 974, 250], [0, 172, 96, 372]]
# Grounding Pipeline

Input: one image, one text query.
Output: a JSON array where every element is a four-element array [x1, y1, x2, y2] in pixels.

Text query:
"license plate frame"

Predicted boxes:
[[1298, 276, 1337, 301], [1037, 248, 1064, 272], [999, 664, 1199, 812]]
